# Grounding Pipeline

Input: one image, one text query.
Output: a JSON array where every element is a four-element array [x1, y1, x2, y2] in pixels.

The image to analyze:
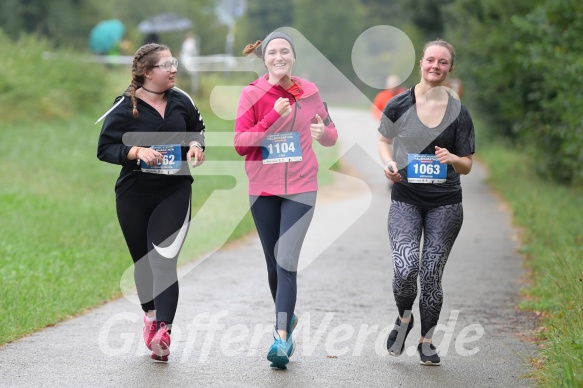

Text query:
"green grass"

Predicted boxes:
[[476, 128, 583, 387]]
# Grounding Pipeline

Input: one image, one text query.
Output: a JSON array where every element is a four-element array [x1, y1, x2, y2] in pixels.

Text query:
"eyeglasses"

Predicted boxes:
[[152, 59, 178, 72]]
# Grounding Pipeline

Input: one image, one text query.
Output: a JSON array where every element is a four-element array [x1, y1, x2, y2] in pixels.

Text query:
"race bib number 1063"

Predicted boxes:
[[407, 154, 447, 183]]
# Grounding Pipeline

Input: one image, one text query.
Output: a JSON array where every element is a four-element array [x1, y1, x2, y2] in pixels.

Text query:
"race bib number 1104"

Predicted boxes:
[[261, 132, 302, 164]]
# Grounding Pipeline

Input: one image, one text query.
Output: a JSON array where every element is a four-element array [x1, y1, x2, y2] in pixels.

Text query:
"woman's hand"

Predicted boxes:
[[383, 160, 401, 182], [378, 135, 400, 182], [435, 146, 454, 165], [274, 97, 292, 117], [137, 147, 163, 167], [435, 145, 473, 174], [187, 143, 205, 168], [310, 114, 325, 140]]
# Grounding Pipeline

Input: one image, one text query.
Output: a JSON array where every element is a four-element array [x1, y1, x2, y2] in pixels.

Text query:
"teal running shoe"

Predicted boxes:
[[287, 313, 298, 358], [267, 333, 290, 369]]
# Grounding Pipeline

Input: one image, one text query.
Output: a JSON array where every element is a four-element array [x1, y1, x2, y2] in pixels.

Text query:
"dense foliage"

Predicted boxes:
[[0, 30, 110, 122], [0, 0, 227, 55], [444, 0, 583, 185], [1, 0, 581, 185]]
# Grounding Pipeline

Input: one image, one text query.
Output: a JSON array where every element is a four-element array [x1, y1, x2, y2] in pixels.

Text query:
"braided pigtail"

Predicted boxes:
[[129, 78, 139, 118], [129, 43, 171, 119]]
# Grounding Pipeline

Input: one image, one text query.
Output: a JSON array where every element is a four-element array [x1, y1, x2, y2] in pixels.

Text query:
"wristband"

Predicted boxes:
[[134, 147, 141, 165]]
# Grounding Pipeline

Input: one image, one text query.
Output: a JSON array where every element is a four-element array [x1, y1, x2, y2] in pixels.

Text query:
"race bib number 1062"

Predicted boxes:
[[140, 144, 182, 175]]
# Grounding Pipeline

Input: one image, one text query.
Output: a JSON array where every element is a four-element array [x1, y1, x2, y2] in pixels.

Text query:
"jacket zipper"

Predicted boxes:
[[285, 99, 301, 194]]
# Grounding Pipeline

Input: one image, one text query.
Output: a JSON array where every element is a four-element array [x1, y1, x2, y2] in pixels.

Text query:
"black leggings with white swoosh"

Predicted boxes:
[[116, 178, 191, 328]]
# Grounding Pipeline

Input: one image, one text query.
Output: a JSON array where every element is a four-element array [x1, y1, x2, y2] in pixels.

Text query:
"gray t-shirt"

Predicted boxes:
[[378, 86, 475, 205]]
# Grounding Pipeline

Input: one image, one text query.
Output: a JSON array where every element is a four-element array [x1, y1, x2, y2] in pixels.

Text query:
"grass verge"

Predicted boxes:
[[477, 134, 583, 387]]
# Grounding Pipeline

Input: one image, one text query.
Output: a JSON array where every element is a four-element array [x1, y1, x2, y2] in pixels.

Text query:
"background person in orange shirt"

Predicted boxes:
[[444, 77, 464, 99], [371, 75, 406, 121]]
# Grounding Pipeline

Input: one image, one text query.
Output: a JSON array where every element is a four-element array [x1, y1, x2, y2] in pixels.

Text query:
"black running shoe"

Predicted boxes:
[[417, 342, 440, 366], [386, 314, 414, 356]]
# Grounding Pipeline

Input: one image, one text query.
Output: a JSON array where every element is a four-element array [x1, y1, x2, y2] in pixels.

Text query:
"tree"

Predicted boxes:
[[0, 0, 226, 55], [443, 0, 539, 136], [235, 0, 294, 50], [292, 0, 363, 81], [406, 0, 454, 40], [444, 0, 583, 185], [510, 0, 583, 184]]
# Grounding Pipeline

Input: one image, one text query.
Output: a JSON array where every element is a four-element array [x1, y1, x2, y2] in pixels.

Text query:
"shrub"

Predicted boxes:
[[0, 29, 110, 122]]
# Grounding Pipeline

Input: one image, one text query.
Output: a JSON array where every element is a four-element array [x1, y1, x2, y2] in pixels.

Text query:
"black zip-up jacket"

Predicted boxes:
[[97, 88, 205, 197]]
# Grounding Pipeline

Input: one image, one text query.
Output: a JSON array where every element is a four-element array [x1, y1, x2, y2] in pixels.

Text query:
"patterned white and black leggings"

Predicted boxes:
[[388, 200, 463, 338]]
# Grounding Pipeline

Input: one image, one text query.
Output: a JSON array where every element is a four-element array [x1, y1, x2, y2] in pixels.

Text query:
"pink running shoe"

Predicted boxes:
[[150, 323, 171, 360], [151, 354, 169, 363], [143, 316, 157, 350]]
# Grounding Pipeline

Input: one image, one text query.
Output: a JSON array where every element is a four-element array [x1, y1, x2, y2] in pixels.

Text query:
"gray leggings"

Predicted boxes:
[[388, 200, 463, 337]]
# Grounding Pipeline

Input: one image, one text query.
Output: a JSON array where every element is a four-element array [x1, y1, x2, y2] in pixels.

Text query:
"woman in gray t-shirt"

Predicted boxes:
[[377, 39, 475, 366]]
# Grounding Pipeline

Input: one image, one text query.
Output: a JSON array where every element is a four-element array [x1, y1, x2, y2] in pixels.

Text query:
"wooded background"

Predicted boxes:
[[1, 0, 582, 185]]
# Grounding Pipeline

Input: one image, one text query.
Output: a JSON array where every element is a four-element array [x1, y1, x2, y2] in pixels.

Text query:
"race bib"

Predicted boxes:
[[261, 132, 302, 164], [140, 144, 182, 175], [407, 154, 447, 183]]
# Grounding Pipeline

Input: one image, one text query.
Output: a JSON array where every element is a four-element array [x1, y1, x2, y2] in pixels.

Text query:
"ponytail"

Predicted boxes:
[[242, 40, 262, 58]]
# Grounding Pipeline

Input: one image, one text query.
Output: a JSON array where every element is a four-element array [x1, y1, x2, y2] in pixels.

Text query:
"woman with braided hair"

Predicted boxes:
[[97, 43, 205, 362]]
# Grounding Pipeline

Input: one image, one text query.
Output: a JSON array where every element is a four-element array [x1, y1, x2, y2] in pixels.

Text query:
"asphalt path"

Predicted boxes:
[[0, 108, 537, 387]]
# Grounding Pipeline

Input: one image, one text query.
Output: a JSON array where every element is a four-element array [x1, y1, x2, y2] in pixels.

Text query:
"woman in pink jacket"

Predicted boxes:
[[234, 30, 337, 369]]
